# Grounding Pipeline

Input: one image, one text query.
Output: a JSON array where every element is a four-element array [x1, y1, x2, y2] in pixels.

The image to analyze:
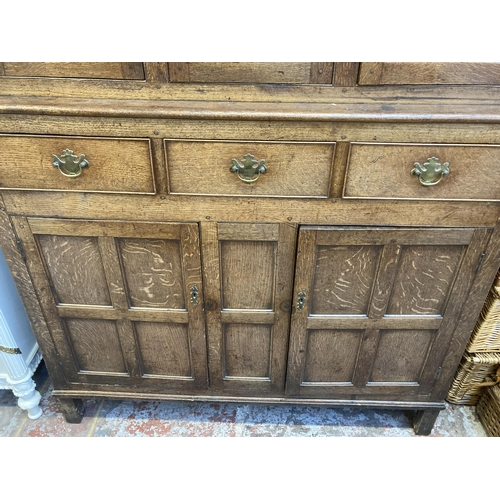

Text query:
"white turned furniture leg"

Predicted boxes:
[[8, 372, 42, 419]]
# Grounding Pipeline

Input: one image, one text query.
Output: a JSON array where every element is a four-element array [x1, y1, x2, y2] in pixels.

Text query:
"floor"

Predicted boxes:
[[0, 361, 488, 437]]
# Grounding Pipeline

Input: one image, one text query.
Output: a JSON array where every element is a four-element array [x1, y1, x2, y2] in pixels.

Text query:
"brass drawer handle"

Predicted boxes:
[[230, 154, 267, 184], [411, 156, 450, 186], [52, 149, 90, 178]]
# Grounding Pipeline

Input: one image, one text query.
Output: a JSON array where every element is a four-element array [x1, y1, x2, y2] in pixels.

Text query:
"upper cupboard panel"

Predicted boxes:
[[0, 63, 145, 80], [168, 63, 335, 84], [358, 63, 500, 85]]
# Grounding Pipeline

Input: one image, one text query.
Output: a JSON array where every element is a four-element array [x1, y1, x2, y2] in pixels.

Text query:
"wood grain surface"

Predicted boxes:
[[344, 143, 500, 201], [166, 140, 335, 197], [0, 135, 154, 194]]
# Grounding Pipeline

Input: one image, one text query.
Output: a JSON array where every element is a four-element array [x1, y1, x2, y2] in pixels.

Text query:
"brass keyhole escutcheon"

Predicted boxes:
[[297, 290, 306, 312], [190, 284, 199, 306]]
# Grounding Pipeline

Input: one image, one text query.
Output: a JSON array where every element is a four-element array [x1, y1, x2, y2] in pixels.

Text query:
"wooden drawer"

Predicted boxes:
[[168, 63, 334, 84], [166, 140, 335, 198], [343, 143, 500, 202], [0, 135, 155, 194], [358, 63, 500, 85], [0, 62, 145, 80]]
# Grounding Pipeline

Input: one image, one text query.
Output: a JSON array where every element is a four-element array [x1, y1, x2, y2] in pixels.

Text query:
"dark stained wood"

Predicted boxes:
[[165, 140, 335, 198], [0, 63, 145, 80], [58, 398, 85, 423], [345, 143, 500, 202], [334, 63, 359, 87], [413, 408, 441, 435], [358, 63, 500, 86]]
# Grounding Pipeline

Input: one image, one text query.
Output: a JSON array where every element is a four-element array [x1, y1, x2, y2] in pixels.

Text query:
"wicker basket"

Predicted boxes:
[[446, 352, 500, 405], [466, 288, 500, 352], [477, 383, 500, 437], [493, 269, 500, 295]]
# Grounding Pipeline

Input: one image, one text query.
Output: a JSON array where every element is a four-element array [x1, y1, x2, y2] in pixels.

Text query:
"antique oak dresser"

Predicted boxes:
[[1, 62, 500, 435]]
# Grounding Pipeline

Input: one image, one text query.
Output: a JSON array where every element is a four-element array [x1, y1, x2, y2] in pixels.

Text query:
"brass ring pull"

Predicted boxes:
[[411, 156, 450, 186], [230, 154, 267, 184], [52, 149, 90, 178]]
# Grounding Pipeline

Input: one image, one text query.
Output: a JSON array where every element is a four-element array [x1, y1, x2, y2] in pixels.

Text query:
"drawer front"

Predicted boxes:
[[0, 135, 155, 194], [166, 140, 335, 198], [344, 143, 500, 202]]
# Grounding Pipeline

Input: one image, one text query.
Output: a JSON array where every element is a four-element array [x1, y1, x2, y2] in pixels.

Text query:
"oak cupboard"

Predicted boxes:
[[1, 62, 500, 434]]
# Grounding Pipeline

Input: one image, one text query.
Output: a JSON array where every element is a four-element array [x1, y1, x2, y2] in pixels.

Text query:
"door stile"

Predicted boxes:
[[10, 216, 81, 381], [180, 223, 209, 389], [285, 228, 317, 396], [419, 227, 492, 392]]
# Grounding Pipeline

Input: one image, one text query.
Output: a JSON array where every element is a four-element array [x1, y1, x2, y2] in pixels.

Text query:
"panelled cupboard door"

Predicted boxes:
[[12, 217, 208, 392], [286, 226, 492, 400], [201, 222, 297, 395]]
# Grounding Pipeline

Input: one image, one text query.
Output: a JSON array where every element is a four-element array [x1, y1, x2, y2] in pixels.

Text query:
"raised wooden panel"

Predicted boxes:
[[370, 330, 434, 383], [167, 63, 334, 84], [387, 245, 464, 316], [224, 324, 272, 378], [311, 245, 381, 315], [220, 240, 275, 310], [166, 140, 335, 198], [303, 330, 361, 383], [37, 235, 111, 306], [0, 135, 154, 194], [65, 319, 127, 374], [134, 322, 192, 377], [358, 62, 500, 85], [344, 143, 500, 202], [1, 63, 145, 80], [118, 238, 185, 309]]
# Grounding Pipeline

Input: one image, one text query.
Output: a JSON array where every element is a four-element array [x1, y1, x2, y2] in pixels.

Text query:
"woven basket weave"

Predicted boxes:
[[477, 383, 500, 437], [466, 288, 500, 352], [446, 352, 500, 405]]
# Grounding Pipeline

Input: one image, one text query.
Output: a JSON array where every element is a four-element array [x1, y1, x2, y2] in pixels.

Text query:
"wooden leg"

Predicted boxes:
[[413, 409, 440, 435], [59, 398, 85, 423]]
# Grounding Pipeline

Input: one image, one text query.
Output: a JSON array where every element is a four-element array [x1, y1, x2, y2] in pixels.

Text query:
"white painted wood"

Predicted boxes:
[[0, 250, 42, 419]]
